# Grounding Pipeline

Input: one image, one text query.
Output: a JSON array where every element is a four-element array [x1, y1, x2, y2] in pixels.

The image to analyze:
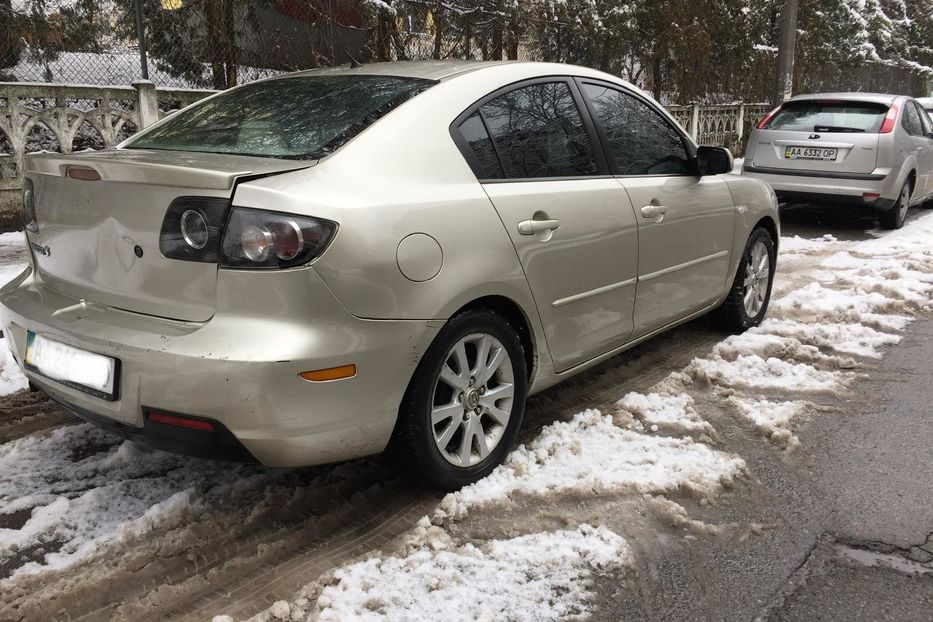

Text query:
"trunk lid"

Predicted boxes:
[[751, 99, 888, 174], [26, 149, 309, 322]]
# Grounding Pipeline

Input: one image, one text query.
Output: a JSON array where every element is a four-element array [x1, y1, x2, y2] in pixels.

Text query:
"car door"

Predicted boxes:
[[451, 79, 640, 372], [577, 80, 736, 336], [906, 100, 933, 200]]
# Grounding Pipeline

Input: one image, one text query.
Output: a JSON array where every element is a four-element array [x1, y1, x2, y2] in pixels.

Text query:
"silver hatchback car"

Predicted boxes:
[[1, 61, 779, 489], [743, 93, 933, 229]]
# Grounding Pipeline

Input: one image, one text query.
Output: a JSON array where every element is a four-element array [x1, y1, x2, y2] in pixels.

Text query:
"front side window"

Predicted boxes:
[[477, 81, 597, 179], [128, 75, 435, 160], [582, 83, 690, 176]]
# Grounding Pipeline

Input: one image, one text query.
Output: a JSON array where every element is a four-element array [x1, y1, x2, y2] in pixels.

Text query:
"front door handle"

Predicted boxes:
[[640, 205, 669, 221], [518, 218, 561, 235]]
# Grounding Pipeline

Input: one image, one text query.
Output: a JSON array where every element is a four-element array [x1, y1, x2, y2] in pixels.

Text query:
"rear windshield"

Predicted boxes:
[[764, 100, 889, 133], [127, 75, 435, 160]]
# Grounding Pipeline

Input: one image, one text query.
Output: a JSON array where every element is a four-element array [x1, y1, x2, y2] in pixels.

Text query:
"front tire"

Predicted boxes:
[[715, 227, 776, 333], [879, 181, 911, 230], [389, 309, 527, 490]]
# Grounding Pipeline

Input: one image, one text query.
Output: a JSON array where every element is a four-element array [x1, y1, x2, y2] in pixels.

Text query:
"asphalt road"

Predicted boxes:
[[595, 298, 933, 621]]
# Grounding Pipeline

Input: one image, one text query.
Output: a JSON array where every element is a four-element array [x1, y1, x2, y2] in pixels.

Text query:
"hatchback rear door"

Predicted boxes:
[[904, 100, 933, 200], [750, 99, 888, 174]]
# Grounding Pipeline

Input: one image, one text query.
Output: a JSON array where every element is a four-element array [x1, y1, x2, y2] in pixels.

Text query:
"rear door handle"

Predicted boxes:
[[518, 218, 561, 235], [640, 205, 668, 220]]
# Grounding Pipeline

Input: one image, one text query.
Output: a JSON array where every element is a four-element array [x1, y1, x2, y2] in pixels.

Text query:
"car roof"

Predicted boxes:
[[917, 97, 933, 108], [289, 60, 512, 81], [787, 92, 900, 105]]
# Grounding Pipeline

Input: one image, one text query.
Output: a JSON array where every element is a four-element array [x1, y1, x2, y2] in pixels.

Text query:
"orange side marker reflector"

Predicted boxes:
[[67, 167, 101, 181], [299, 364, 357, 382]]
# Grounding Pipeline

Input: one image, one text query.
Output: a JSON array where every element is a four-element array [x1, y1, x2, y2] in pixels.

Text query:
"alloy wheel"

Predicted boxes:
[[431, 333, 514, 467], [742, 240, 770, 318]]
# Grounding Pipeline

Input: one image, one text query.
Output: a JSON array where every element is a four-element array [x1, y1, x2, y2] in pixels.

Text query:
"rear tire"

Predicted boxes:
[[715, 227, 775, 333], [879, 182, 911, 230], [388, 309, 527, 491]]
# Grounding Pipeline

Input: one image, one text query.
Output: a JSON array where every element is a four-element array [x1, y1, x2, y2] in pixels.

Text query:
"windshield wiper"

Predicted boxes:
[[814, 126, 865, 133]]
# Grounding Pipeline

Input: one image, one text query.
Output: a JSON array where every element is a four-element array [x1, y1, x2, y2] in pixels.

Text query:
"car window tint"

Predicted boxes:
[[903, 102, 924, 136], [479, 82, 597, 179], [459, 112, 503, 178], [765, 101, 888, 133], [916, 103, 931, 133], [128, 75, 435, 160], [581, 83, 690, 176]]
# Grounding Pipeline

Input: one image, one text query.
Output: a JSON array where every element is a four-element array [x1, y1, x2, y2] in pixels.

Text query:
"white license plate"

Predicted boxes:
[[24, 332, 118, 400], [784, 146, 838, 161]]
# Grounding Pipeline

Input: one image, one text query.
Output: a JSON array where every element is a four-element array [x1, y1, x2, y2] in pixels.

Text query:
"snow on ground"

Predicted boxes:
[[0, 424, 269, 579], [273, 212, 933, 620], [0, 232, 29, 396], [436, 409, 745, 522], [304, 522, 627, 622], [616, 391, 715, 437], [1, 205, 932, 619]]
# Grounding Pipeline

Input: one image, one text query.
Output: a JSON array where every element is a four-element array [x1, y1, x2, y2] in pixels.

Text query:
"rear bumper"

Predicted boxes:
[[0, 266, 442, 467], [42, 389, 257, 462], [742, 164, 899, 210], [771, 190, 896, 211]]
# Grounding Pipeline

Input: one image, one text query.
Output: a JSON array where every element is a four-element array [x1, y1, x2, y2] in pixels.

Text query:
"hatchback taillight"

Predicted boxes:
[[756, 104, 783, 129], [880, 103, 899, 133]]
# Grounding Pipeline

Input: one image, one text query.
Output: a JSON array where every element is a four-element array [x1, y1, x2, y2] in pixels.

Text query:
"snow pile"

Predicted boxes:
[[0, 231, 28, 287], [616, 391, 715, 437], [311, 522, 628, 622], [0, 337, 28, 396], [438, 409, 745, 520], [0, 424, 262, 578], [727, 397, 810, 450], [690, 211, 933, 448]]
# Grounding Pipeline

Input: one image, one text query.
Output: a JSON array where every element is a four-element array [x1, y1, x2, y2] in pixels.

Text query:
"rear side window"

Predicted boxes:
[[903, 102, 924, 136], [582, 82, 690, 176], [764, 101, 888, 133], [916, 102, 933, 135], [477, 81, 597, 179], [458, 112, 502, 179], [128, 75, 435, 160]]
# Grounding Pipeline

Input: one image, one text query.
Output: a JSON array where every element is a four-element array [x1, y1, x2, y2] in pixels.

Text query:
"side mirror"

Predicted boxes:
[[697, 146, 734, 175]]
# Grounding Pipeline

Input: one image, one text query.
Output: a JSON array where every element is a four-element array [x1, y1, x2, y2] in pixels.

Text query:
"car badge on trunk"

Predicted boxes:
[[30, 242, 51, 257], [808, 134, 821, 139]]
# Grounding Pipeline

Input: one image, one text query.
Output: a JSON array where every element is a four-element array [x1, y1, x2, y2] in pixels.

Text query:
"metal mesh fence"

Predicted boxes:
[[0, 0, 533, 89], [0, 1, 926, 98]]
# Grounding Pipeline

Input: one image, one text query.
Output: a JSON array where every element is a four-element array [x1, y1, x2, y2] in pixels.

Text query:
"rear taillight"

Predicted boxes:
[[22, 178, 38, 233], [159, 197, 230, 262], [756, 104, 783, 129], [219, 208, 336, 269], [880, 103, 899, 133]]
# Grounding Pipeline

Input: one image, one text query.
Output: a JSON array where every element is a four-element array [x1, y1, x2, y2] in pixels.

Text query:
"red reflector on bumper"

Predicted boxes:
[[147, 412, 215, 431], [863, 193, 881, 201]]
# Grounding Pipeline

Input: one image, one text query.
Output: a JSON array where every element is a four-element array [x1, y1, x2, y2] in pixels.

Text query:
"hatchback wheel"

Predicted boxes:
[[879, 182, 911, 230], [715, 227, 775, 332], [390, 309, 527, 490]]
